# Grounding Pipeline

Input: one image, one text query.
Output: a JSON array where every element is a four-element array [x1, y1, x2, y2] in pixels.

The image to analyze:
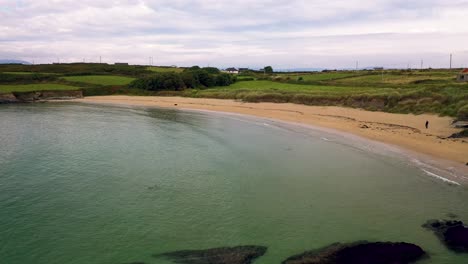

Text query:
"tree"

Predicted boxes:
[[202, 67, 221, 74], [129, 72, 185, 91], [215, 73, 234, 86], [264, 66, 273, 74]]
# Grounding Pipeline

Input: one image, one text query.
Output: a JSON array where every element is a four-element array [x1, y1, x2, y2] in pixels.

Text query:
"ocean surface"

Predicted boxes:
[[0, 103, 467, 264]]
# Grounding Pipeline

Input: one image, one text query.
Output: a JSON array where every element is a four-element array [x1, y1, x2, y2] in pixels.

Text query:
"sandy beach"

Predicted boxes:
[[71, 95, 468, 177]]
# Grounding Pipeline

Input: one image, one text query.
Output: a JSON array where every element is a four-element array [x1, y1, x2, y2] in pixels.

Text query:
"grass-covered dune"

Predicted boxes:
[[175, 77, 467, 118]]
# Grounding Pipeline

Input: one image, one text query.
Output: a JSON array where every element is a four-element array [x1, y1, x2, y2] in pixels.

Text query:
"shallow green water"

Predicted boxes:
[[0, 103, 467, 264]]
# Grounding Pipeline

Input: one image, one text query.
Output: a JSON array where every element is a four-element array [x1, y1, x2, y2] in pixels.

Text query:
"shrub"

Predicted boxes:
[[129, 72, 185, 91], [215, 73, 235, 86], [457, 105, 468, 121]]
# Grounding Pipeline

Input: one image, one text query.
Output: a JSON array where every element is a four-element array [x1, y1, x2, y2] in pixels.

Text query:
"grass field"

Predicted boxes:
[[62, 75, 136, 85], [147, 66, 183, 73], [201, 80, 398, 95], [1, 72, 59, 75], [179, 71, 468, 117], [333, 73, 455, 85], [0, 84, 79, 93], [280, 72, 363, 81]]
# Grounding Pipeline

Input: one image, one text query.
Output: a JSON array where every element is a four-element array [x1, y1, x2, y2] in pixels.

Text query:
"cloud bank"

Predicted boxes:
[[1, 0, 467, 68]]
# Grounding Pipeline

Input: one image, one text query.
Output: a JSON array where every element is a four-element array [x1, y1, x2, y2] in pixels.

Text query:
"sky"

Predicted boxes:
[[1, 0, 468, 69]]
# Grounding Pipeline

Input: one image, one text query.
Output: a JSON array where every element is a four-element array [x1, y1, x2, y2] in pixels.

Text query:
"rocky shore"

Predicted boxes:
[[0, 90, 83, 103]]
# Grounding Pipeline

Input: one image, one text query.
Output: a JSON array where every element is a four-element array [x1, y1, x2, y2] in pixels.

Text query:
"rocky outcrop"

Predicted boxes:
[[423, 220, 468, 253], [448, 129, 468, 138], [0, 92, 19, 103], [0, 90, 83, 103], [155, 245, 267, 264], [282, 241, 426, 264]]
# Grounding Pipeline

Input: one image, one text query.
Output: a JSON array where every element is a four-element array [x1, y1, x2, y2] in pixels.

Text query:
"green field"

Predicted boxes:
[[181, 70, 468, 117], [0, 84, 79, 93], [202, 80, 398, 95], [1, 72, 60, 75], [147, 66, 183, 73], [62, 75, 136, 85], [333, 73, 455, 85], [280, 72, 362, 81]]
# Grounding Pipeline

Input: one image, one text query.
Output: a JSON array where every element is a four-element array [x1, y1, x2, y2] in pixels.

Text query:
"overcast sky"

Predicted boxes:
[[1, 0, 468, 69]]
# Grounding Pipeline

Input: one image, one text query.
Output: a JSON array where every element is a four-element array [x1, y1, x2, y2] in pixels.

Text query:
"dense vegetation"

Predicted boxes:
[[0, 63, 150, 77], [0, 84, 79, 93], [128, 67, 236, 91], [62, 75, 135, 85], [1, 63, 467, 120]]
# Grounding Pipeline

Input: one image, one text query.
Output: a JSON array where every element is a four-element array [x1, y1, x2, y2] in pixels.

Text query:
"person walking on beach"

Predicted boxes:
[[425, 120, 429, 129]]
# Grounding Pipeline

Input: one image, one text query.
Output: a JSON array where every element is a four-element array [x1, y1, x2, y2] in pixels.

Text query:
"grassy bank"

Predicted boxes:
[[1, 63, 467, 119], [0, 84, 79, 93], [61, 75, 135, 85]]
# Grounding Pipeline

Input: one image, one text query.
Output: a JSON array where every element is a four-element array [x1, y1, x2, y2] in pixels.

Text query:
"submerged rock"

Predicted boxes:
[[282, 241, 425, 264], [446, 213, 459, 219], [423, 219, 468, 253], [156, 245, 267, 264]]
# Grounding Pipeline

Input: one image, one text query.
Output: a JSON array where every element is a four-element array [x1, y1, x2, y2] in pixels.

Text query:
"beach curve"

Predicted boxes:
[[66, 95, 468, 183]]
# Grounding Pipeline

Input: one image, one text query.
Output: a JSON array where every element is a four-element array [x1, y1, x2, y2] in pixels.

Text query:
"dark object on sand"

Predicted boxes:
[[156, 245, 267, 264], [425, 120, 429, 129], [448, 129, 468, 138], [282, 241, 425, 264], [423, 219, 468, 253]]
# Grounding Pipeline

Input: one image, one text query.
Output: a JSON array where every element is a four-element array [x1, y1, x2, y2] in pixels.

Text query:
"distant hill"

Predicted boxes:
[[0, 59, 31, 65]]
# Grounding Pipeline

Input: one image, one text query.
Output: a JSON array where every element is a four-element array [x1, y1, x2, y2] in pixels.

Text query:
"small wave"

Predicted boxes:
[[421, 169, 460, 186]]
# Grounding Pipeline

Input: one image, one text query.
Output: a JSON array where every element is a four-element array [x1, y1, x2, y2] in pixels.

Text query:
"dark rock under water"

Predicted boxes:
[[282, 241, 426, 264], [423, 219, 468, 253], [155, 245, 267, 264]]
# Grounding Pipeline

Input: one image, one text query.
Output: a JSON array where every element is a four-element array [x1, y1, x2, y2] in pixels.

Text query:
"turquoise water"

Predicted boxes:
[[0, 103, 467, 264]]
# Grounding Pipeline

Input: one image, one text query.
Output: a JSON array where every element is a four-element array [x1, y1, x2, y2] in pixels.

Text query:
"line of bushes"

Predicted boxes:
[[129, 67, 236, 91], [0, 73, 58, 84], [0, 63, 150, 77]]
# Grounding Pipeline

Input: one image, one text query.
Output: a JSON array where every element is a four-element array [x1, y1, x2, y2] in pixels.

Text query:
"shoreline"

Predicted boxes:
[[65, 95, 468, 183]]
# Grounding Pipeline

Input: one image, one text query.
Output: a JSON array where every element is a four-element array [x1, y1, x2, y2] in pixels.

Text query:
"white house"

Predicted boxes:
[[224, 67, 239, 74]]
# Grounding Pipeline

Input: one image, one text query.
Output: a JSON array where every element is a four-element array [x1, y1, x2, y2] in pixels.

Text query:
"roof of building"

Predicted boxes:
[[225, 67, 238, 71], [461, 68, 468, 73]]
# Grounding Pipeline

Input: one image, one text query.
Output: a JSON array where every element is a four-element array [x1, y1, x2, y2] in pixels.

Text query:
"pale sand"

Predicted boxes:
[[71, 95, 468, 178]]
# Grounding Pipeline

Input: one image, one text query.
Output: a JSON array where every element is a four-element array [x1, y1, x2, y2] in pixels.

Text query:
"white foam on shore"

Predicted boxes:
[[421, 169, 461, 186]]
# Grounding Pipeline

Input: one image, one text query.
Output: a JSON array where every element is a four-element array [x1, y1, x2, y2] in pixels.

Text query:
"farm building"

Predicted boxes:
[[457, 69, 468, 82], [224, 67, 239, 74]]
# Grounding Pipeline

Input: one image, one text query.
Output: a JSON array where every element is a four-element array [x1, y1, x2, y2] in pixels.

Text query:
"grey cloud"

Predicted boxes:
[[0, 0, 467, 67]]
